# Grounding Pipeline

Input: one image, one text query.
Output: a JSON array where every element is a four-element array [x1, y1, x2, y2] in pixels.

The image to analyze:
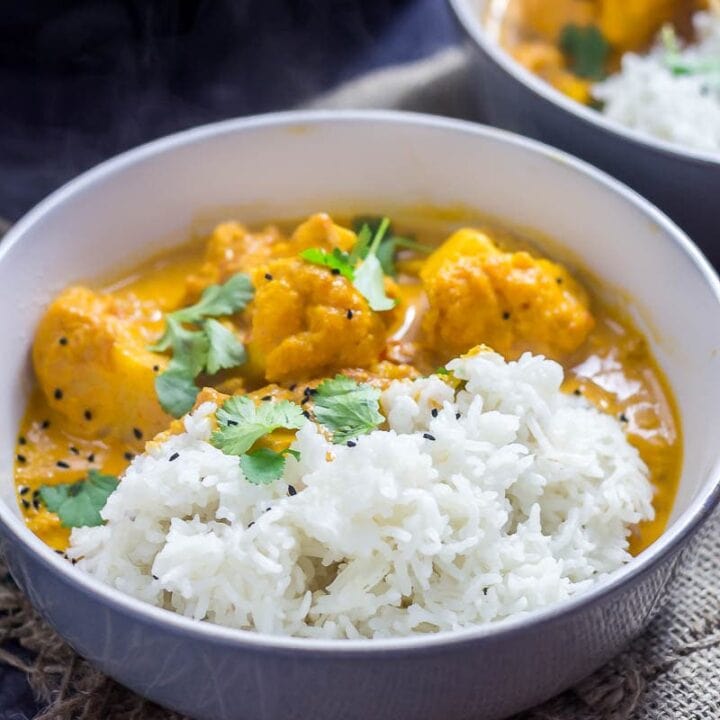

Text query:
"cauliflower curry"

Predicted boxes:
[[15, 213, 681, 556], [486, 0, 707, 104]]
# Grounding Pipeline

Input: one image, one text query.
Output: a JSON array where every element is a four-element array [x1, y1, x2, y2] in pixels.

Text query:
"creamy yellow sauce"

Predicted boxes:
[[14, 215, 681, 555]]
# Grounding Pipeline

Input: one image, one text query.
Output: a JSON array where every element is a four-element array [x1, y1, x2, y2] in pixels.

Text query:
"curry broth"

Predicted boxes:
[[14, 216, 681, 555]]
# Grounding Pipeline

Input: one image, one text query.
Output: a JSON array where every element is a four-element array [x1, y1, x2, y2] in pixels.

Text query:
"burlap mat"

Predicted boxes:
[[2, 49, 719, 719]]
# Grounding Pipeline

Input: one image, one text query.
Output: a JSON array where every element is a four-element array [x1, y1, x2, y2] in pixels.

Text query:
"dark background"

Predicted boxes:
[[0, 0, 458, 224], [0, 1, 458, 717]]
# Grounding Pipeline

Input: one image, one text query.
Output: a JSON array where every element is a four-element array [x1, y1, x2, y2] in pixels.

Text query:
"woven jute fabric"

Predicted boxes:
[[2, 49, 718, 719]]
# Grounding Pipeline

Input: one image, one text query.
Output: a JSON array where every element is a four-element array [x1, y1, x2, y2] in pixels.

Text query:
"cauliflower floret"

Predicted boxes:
[[420, 229, 594, 361], [247, 258, 389, 383], [33, 287, 170, 442]]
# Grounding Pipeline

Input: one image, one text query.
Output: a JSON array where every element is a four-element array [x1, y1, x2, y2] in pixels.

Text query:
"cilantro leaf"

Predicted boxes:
[[351, 217, 433, 276], [173, 273, 254, 324], [203, 319, 247, 375], [211, 396, 306, 457], [150, 317, 210, 376], [560, 24, 609, 81], [239, 448, 288, 485], [348, 224, 373, 264], [149, 273, 254, 418], [39, 470, 119, 528], [662, 24, 720, 77], [313, 375, 384, 443], [155, 367, 200, 417], [300, 247, 355, 279], [353, 217, 396, 311]]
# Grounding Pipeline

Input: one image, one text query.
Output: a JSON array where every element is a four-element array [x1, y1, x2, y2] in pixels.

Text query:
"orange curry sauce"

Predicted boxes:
[[14, 215, 681, 555]]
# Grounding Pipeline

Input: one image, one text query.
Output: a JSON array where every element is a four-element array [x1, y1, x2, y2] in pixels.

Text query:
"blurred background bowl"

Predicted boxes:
[[1, 111, 720, 720], [449, 0, 720, 267]]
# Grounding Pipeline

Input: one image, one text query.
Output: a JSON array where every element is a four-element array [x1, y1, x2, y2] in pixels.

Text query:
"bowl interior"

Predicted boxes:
[[1, 113, 719, 568]]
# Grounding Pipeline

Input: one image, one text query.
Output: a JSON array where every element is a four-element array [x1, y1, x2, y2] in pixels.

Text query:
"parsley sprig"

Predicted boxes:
[[560, 24, 610, 81], [39, 470, 119, 528], [312, 375, 384, 443], [210, 396, 306, 485], [300, 216, 430, 311], [149, 274, 254, 417]]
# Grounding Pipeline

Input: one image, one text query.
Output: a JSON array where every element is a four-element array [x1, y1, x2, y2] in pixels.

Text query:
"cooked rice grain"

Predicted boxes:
[[69, 350, 653, 639]]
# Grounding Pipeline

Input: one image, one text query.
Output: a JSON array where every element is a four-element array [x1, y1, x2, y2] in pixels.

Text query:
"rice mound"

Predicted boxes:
[[69, 350, 654, 639], [594, 12, 720, 153]]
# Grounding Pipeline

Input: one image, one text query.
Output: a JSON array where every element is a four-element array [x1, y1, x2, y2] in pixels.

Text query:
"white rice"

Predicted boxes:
[[594, 12, 720, 153], [68, 350, 654, 639]]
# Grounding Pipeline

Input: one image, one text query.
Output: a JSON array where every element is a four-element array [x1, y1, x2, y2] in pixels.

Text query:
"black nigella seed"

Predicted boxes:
[[346, 309, 353, 320], [18, 436, 26, 445], [32, 499, 40, 510], [289, 384, 297, 392], [619, 413, 629, 423], [168, 452, 180, 462], [423, 433, 436, 441], [308, 388, 317, 396], [152, 365, 160, 373], [32, 490, 39, 499], [71, 558, 77, 565], [133, 427, 143, 440], [87, 453, 95, 463], [331, 268, 341, 276], [54, 550, 64, 555], [347, 440, 357, 448], [84, 410, 92, 421], [54, 388, 63, 401], [455, 413, 461, 420], [264, 273, 273, 281], [502, 311, 511, 320], [303, 386, 312, 396], [69, 446, 79, 455], [41, 419, 51, 429], [152, 574, 159, 580], [574, 389, 582, 396], [227, 419, 238, 426], [56, 460, 70, 469], [59, 336, 68, 346], [302, 410, 311, 419], [16, 454, 26, 463], [124, 452, 134, 461], [261, 395, 272, 401], [19, 486, 29, 495], [287, 485, 297, 496], [248, 521, 255, 529], [21, 499, 30, 509], [431, 408, 438, 418]]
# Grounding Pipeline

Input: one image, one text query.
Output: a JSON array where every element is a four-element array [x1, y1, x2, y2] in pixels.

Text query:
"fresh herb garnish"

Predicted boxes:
[[239, 447, 290, 486], [351, 216, 432, 276], [39, 470, 119, 528], [662, 24, 720, 78], [560, 24, 610, 81], [149, 273, 253, 417], [312, 375, 384, 443], [210, 396, 306, 484], [352, 217, 396, 312], [299, 247, 354, 279], [302, 216, 431, 310]]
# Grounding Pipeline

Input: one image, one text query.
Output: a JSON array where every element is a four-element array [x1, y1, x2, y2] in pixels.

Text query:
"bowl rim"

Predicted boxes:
[[2, 108, 720, 654], [447, 0, 720, 168]]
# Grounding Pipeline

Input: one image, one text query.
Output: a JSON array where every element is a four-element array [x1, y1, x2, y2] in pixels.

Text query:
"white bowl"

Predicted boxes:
[[1, 111, 719, 720], [449, 0, 720, 266]]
